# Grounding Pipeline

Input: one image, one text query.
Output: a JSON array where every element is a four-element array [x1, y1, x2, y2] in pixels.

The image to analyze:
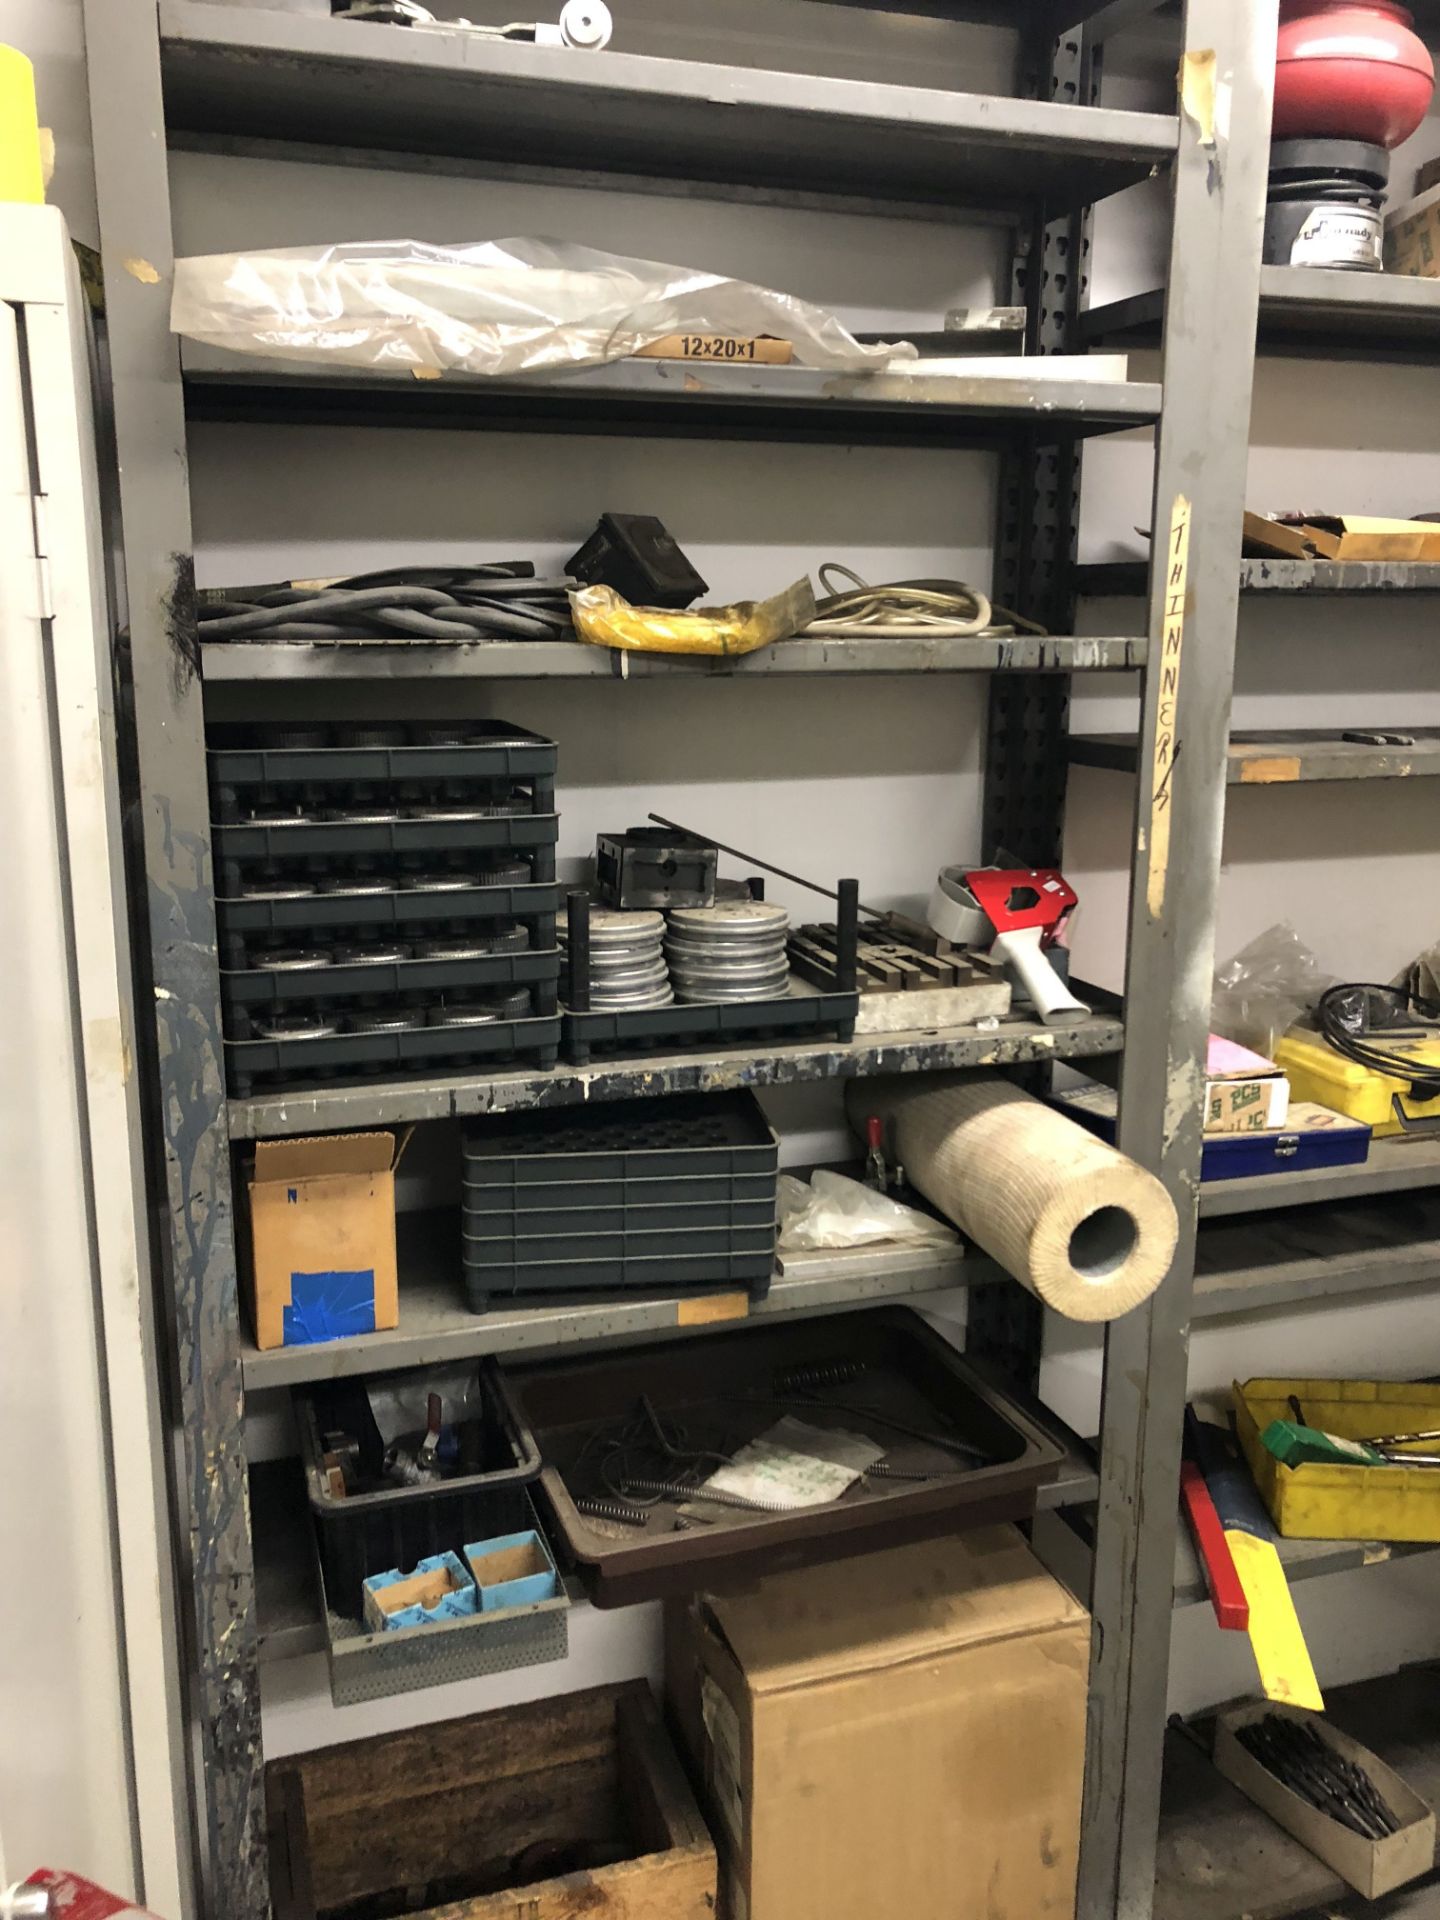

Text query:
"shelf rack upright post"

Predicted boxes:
[[82, 4, 1274, 1917]]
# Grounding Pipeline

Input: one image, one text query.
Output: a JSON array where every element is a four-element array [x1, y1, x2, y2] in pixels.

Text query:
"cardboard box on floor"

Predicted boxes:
[[246, 1132, 403, 1350], [665, 1524, 1089, 1920]]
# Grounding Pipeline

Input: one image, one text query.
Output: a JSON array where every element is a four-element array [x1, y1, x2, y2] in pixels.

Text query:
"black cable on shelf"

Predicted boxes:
[[1317, 983, 1440, 1102], [197, 563, 578, 643]]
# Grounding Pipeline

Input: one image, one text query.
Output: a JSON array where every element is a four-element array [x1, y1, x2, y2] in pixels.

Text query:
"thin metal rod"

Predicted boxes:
[[647, 813, 884, 917]]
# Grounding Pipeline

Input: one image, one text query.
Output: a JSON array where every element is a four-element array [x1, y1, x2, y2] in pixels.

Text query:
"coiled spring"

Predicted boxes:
[[617, 1474, 800, 1515], [576, 1497, 650, 1529], [772, 1359, 868, 1395]]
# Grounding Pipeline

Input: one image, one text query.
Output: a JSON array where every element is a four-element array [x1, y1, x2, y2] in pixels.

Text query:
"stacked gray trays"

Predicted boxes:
[[208, 720, 563, 1092], [460, 1089, 780, 1312]]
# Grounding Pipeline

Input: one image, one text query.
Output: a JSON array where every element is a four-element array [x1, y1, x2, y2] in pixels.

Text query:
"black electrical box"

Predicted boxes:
[[566, 514, 708, 609]]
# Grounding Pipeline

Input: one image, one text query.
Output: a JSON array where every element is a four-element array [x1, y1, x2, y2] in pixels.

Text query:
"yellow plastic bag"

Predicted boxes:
[[568, 577, 816, 658]]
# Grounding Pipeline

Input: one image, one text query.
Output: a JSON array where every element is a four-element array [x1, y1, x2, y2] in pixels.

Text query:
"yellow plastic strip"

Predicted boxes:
[[1227, 1530, 1324, 1712]]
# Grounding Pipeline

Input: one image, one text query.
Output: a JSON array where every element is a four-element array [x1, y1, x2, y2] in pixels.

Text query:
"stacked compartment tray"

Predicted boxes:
[[562, 883, 860, 1064], [208, 721, 562, 1091], [460, 1089, 780, 1312]]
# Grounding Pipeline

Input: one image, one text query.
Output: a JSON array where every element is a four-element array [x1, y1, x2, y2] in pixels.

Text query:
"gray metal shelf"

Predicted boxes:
[[1077, 556, 1440, 595], [251, 1358, 1102, 1668], [1083, 265, 1440, 360], [242, 1213, 975, 1390], [181, 343, 1163, 448], [201, 631, 1149, 682], [1200, 1135, 1440, 1219], [226, 1007, 1127, 1140], [1192, 1188, 1440, 1319], [1070, 728, 1440, 784], [158, 0, 1176, 212]]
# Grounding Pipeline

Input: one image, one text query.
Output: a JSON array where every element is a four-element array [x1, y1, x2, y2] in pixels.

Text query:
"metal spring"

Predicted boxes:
[[773, 1359, 868, 1394], [864, 1462, 971, 1482], [618, 1475, 798, 1515], [576, 1497, 650, 1530]]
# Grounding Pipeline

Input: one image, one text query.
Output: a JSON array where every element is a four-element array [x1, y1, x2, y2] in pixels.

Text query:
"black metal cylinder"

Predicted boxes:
[[836, 878, 859, 995], [566, 888, 591, 1012]]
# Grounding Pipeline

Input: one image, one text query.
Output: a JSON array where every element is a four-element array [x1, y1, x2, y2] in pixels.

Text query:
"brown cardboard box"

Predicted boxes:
[[1214, 1703, 1436, 1899], [246, 1133, 401, 1350], [1385, 181, 1440, 279], [665, 1524, 1089, 1920]]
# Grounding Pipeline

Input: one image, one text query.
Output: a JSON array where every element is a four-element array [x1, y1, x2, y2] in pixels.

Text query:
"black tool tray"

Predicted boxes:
[[500, 1307, 1062, 1607]]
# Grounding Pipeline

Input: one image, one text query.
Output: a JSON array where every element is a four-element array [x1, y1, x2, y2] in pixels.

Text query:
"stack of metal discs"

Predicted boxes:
[[664, 901, 791, 1003], [565, 907, 673, 1009]]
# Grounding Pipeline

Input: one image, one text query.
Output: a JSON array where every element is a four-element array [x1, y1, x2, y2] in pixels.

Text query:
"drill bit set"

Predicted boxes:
[[1234, 1714, 1400, 1840]]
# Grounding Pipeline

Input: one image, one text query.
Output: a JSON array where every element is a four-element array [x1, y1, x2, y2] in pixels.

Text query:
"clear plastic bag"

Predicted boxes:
[[569, 577, 816, 657], [777, 1169, 959, 1253], [1212, 923, 1334, 1054], [169, 236, 909, 376], [365, 1363, 484, 1447]]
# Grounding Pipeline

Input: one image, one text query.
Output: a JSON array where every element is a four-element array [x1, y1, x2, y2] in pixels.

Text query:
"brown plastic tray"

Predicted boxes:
[[498, 1307, 1062, 1608]]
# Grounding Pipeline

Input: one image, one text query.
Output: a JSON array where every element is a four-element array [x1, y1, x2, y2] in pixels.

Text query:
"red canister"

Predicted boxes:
[[1274, 1, 1434, 148]]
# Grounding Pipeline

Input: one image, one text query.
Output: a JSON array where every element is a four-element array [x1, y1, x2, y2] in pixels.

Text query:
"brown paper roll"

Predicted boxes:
[[848, 1073, 1177, 1322]]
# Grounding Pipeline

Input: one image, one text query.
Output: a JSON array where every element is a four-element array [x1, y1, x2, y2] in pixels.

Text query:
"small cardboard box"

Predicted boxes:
[[1214, 1703, 1436, 1899], [1206, 1036, 1290, 1135], [665, 1524, 1089, 1920], [1385, 180, 1440, 279], [246, 1133, 401, 1350]]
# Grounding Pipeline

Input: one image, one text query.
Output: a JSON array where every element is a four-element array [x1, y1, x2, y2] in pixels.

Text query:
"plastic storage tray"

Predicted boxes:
[[1235, 1376, 1440, 1543], [462, 1089, 780, 1190], [213, 810, 559, 866], [312, 1493, 569, 1707], [462, 1239, 776, 1312], [220, 947, 561, 1009], [500, 1307, 1063, 1607], [225, 1009, 561, 1095], [216, 876, 563, 940], [296, 1359, 541, 1620], [461, 1195, 779, 1237], [207, 719, 557, 794]]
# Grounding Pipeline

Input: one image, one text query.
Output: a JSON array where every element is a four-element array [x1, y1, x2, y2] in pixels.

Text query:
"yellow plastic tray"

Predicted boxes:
[[1235, 1377, 1440, 1543], [1273, 1026, 1440, 1138]]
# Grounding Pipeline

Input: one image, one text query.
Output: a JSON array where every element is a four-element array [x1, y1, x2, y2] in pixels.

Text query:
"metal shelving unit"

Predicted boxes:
[[203, 632, 1149, 680], [226, 1008, 1126, 1138], [182, 341, 1164, 444], [241, 1216, 974, 1391], [85, 4, 1274, 1918], [1084, 264, 1440, 356], [1079, 556, 1440, 595], [1070, 728, 1440, 783]]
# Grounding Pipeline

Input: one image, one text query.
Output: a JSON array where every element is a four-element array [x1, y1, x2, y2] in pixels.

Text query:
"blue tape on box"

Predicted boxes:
[[283, 1268, 377, 1346]]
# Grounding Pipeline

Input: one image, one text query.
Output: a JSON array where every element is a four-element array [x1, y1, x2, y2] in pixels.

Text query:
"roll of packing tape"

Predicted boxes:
[[927, 865, 990, 946], [849, 1073, 1177, 1322]]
